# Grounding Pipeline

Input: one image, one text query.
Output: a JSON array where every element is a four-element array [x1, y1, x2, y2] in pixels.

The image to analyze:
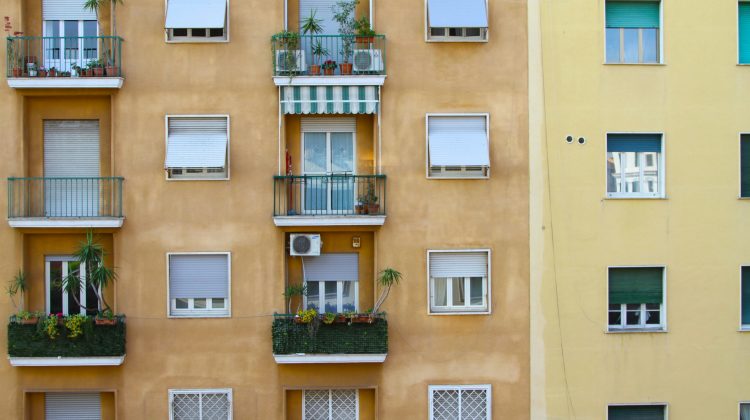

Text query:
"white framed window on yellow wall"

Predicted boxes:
[[606, 133, 664, 198], [739, 402, 750, 420], [427, 250, 490, 314], [169, 389, 232, 420], [164, 115, 230, 180], [607, 266, 666, 332], [167, 252, 231, 318], [604, 0, 662, 64], [425, 114, 490, 179], [165, 0, 229, 42], [429, 385, 491, 420], [425, 0, 489, 42]]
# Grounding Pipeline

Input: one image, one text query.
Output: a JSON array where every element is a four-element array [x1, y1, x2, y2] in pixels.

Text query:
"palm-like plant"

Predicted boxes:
[[62, 230, 117, 313], [372, 268, 402, 314], [7, 270, 26, 311], [84, 0, 124, 37]]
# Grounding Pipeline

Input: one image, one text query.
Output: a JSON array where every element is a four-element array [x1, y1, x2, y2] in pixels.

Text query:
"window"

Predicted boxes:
[[740, 2, 750, 64], [608, 404, 666, 419], [608, 267, 665, 331], [303, 389, 358, 420], [741, 403, 750, 420], [168, 253, 230, 317], [169, 389, 232, 420], [165, 0, 228, 42], [605, 1, 660, 64], [742, 267, 750, 329], [303, 253, 359, 313], [46, 256, 99, 316], [429, 250, 489, 314], [426, 115, 490, 178], [429, 385, 491, 420], [165, 116, 229, 180], [426, 0, 488, 41], [742, 135, 750, 197], [606, 134, 663, 198], [45, 392, 101, 420]]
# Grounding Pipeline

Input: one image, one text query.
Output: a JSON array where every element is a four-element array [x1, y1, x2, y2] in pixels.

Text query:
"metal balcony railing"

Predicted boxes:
[[273, 174, 386, 217], [271, 34, 386, 76], [7, 177, 124, 219], [6, 36, 123, 78]]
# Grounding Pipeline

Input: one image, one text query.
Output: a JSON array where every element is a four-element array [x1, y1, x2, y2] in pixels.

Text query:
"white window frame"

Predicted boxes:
[[424, 0, 489, 43], [427, 249, 491, 315], [606, 403, 668, 420], [428, 385, 491, 420], [166, 252, 232, 318], [603, 0, 664, 64], [425, 113, 491, 180], [303, 281, 359, 313], [302, 389, 359, 420], [165, 114, 230, 181], [164, 0, 230, 43], [300, 127, 358, 214], [606, 265, 667, 333], [169, 389, 233, 420], [45, 255, 99, 316], [605, 132, 665, 199], [741, 265, 750, 331]]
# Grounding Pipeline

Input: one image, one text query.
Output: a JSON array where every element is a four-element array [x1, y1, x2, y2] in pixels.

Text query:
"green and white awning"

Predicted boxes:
[[281, 86, 379, 114]]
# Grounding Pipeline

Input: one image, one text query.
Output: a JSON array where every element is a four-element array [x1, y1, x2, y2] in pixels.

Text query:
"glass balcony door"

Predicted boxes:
[[46, 256, 98, 316], [43, 20, 98, 73], [302, 131, 355, 214]]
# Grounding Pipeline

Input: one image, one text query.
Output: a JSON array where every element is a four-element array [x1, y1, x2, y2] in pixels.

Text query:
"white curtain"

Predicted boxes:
[[434, 278, 447, 306]]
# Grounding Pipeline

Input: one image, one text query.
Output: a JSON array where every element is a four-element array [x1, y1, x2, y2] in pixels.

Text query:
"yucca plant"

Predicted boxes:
[[372, 268, 402, 314], [84, 0, 124, 37], [62, 230, 117, 313], [6, 270, 26, 311]]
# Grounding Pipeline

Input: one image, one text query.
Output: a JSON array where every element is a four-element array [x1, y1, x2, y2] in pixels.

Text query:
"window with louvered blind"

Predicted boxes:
[[426, 114, 490, 179], [165, 0, 229, 42], [428, 250, 490, 314], [608, 267, 665, 331], [165, 115, 229, 180], [168, 253, 231, 317]]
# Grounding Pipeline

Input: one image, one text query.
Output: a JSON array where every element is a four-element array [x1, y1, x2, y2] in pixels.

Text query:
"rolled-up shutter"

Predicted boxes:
[[45, 393, 101, 420], [741, 3, 750, 64], [609, 267, 664, 305], [606, 1, 660, 29], [165, 0, 227, 29], [428, 116, 490, 167], [430, 252, 488, 278], [169, 254, 229, 299], [743, 267, 750, 325], [303, 253, 359, 281], [165, 117, 228, 169], [741, 135, 750, 197], [428, 0, 488, 28], [43, 0, 97, 20], [607, 134, 661, 153], [301, 117, 356, 133], [608, 405, 665, 420]]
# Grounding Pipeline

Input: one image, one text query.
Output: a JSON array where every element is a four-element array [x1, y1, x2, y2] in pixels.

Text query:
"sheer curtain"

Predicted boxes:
[[433, 278, 447, 307], [740, 403, 750, 420]]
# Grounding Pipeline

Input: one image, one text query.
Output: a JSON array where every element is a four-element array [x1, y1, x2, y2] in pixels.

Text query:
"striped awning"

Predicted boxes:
[[281, 86, 379, 114]]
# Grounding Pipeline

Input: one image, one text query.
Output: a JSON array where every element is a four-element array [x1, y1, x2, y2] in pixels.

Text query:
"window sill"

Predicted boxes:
[[425, 38, 488, 43], [606, 328, 667, 334], [166, 177, 230, 182], [427, 176, 490, 180], [604, 195, 667, 200], [168, 313, 231, 319], [428, 310, 490, 316], [166, 38, 229, 44], [738, 196, 750, 200], [738, 326, 750, 332], [603, 62, 665, 66]]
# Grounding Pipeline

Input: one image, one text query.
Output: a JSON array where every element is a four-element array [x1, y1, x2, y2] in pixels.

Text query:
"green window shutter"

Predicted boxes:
[[740, 3, 750, 64], [606, 1, 660, 28], [743, 267, 750, 325], [609, 405, 666, 420], [742, 135, 750, 197], [607, 134, 662, 153], [609, 267, 664, 305]]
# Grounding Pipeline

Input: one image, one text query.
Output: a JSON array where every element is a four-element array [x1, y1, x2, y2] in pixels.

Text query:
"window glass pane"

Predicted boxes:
[[623, 152, 640, 193], [324, 281, 337, 312], [645, 309, 660, 325], [173, 28, 188, 37], [209, 28, 224, 37], [431, 27, 445, 37], [191, 28, 207, 37], [67, 261, 82, 315], [45, 21, 61, 60], [607, 152, 622, 193], [49, 261, 63, 314], [642, 28, 658, 63], [469, 277, 483, 306], [303, 133, 327, 173], [642, 152, 660, 194], [433, 278, 448, 306], [86, 282, 98, 315], [452, 278, 465, 306], [194, 298, 206, 309], [64, 20, 79, 60], [606, 28, 621, 63], [330, 133, 354, 173], [306, 282, 320, 310], [623, 28, 639, 63], [448, 28, 462, 36], [341, 282, 355, 312], [83, 21, 97, 60], [626, 308, 641, 325], [175, 298, 188, 309], [465, 28, 481, 37], [212, 298, 225, 309], [608, 308, 621, 325]]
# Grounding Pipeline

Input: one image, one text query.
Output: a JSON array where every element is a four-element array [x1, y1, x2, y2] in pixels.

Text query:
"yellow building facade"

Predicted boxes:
[[530, 0, 750, 419], [0, 0, 529, 419]]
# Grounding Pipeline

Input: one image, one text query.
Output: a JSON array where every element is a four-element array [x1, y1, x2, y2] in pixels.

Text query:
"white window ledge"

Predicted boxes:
[[273, 75, 386, 87], [8, 218, 124, 228], [273, 215, 385, 227], [7, 77, 124, 89], [273, 354, 387, 364], [606, 328, 667, 334], [9, 355, 125, 367]]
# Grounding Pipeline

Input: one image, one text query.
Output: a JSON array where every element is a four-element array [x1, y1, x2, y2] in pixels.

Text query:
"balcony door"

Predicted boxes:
[[43, 20, 98, 73], [46, 256, 98, 315], [44, 120, 100, 217], [299, 0, 339, 66], [302, 120, 356, 214]]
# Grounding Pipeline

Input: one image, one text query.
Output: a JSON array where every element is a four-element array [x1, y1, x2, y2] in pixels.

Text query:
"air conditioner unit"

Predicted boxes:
[[275, 50, 306, 73], [290, 234, 321, 256], [352, 49, 384, 73]]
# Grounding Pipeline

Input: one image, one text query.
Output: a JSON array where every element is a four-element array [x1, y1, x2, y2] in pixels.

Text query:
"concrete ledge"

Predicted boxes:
[[8, 77, 124, 89], [273, 354, 387, 364], [273, 75, 386, 86], [273, 215, 385, 227], [8, 218, 124, 228], [9, 355, 125, 367]]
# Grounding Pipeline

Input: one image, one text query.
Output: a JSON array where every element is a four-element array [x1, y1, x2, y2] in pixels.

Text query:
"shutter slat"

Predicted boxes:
[[43, 0, 97, 20], [430, 252, 488, 278], [169, 254, 229, 299], [44, 120, 100, 177], [607, 134, 661, 153], [742, 267, 750, 325], [606, 1, 660, 29], [303, 253, 359, 282], [165, 117, 228, 169], [45, 393, 101, 420], [428, 116, 490, 167], [609, 268, 664, 305], [301, 117, 356, 132], [608, 405, 665, 420]]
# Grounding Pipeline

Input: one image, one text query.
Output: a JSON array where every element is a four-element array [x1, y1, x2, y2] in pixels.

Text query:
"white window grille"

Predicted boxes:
[[429, 385, 491, 420], [303, 389, 358, 420], [169, 389, 232, 420]]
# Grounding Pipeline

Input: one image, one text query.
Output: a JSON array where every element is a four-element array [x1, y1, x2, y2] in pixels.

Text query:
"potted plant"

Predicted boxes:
[[64, 313, 88, 338], [15, 310, 43, 325], [354, 16, 376, 45], [6, 270, 26, 312], [95, 309, 117, 326], [283, 283, 307, 314], [333, 0, 359, 75], [371, 268, 402, 317], [357, 181, 379, 214], [322, 59, 337, 75], [322, 312, 336, 325], [4, 18, 24, 77], [48, 67, 57, 77], [84, 0, 125, 76], [309, 41, 328, 75], [62, 230, 118, 319], [90, 59, 105, 76], [301, 10, 325, 75], [295, 308, 318, 324], [38, 67, 47, 77], [274, 30, 302, 75]]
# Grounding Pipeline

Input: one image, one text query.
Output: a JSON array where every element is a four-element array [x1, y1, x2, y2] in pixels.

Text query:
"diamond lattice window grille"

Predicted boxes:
[[430, 386, 490, 420], [459, 389, 488, 420], [173, 393, 201, 420], [304, 389, 358, 420], [331, 390, 357, 420], [432, 390, 460, 420], [304, 390, 331, 420], [171, 390, 232, 420]]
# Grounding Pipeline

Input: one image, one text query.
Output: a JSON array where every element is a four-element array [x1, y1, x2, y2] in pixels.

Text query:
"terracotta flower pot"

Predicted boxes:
[[93, 67, 104, 77], [309, 64, 321, 75], [355, 36, 374, 45], [323, 68, 335, 76], [105, 66, 118, 77], [339, 62, 353, 75], [38, 70, 47, 77], [351, 314, 374, 324], [49, 69, 57, 77], [334, 315, 348, 324], [11, 67, 22, 77], [367, 203, 380, 215], [95, 318, 117, 326], [85, 69, 93, 77], [20, 317, 38, 325]]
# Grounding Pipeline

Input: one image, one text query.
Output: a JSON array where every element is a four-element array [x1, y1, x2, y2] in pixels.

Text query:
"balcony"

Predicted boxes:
[[7, 177, 124, 228], [271, 314, 388, 364], [272, 34, 386, 86], [6, 36, 124, 89], [273, 174, 386, 226], [7, 315, 126, 367]]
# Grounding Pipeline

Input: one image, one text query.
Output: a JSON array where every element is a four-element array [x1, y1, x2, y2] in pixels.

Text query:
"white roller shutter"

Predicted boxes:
[[165, 117, 228, 169], [301, 117, 356, 132], [43, 0, 97, 20], [169, 254, 230, 299], [428, 0, 488, 28], [45, 393, 101, 420], [303, 253, 359, 281], [299, 0, 339, 34], [165, 0, 227, 29], [430, 252, 488, 278], [428, 115, 490, 167]]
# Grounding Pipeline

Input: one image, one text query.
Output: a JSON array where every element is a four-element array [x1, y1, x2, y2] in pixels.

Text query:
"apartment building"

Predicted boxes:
[[0, 0, 528, 418], [530, 0, 750, 419]]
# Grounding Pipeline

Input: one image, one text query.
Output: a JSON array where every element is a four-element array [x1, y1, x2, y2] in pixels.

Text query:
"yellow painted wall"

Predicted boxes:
[[531, 0, 750, 418]]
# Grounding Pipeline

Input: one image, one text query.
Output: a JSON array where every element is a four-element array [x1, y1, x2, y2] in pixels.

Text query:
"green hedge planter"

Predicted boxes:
[[8, 316, 126, 358], [272, 316, 387, 355]]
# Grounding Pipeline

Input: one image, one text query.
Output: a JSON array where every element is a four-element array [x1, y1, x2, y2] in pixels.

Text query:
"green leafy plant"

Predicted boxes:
[[84, 0, 125, 37], [64, 314, 88, 339], [42, 315, 60, 340], [62, 230, 117, 314], [322, 312, 336, 325], [372, 268, 402, 314], [333, 0, 359, 62], [311, 40, 329, 66], [354, 16, 376, 37], [7, 270, 26, 311], [284, 283, 307, 313], [357, 181, 378, 205], [14, 310, 43, 323], [301, 9, 324, 35]]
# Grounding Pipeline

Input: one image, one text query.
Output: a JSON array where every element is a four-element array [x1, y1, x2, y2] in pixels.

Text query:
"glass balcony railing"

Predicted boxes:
[[7, 177, 124, 219], [273, 174, 386, 217], [6, 36, 123, 78], [271, 34, 386, 77]]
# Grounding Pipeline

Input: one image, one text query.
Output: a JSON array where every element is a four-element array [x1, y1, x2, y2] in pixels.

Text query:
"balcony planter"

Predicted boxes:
[[106, 66, 119, 77], [340, 62, 353, 75], [11, 67, 22, 77], [94, 318, 118, 326], [309, 64, 321, 75], [20, 317, 39, 325]]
